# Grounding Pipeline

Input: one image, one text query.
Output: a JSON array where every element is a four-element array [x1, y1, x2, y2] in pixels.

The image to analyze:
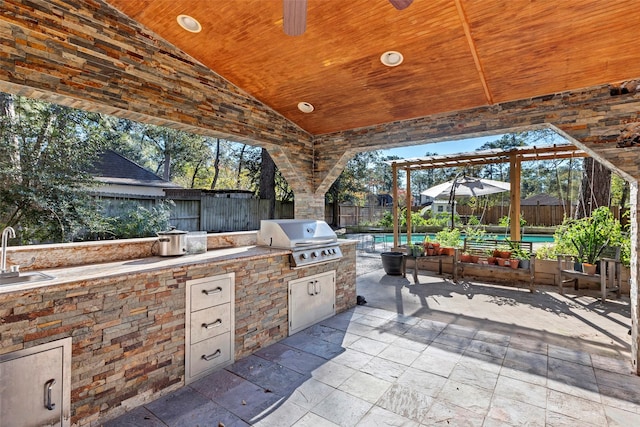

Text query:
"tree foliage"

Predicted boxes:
[[0, 92, 296, 243], [0, 93, 108, 243]]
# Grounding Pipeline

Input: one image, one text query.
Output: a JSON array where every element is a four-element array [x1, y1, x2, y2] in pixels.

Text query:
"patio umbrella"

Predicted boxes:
[[421, 176, 510, 228]]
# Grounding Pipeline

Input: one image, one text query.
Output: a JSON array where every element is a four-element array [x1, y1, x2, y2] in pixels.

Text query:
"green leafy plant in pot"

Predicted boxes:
[[505, 238, 531, 269], [434, 228, 461, 255], [568, 208, 612, 274]]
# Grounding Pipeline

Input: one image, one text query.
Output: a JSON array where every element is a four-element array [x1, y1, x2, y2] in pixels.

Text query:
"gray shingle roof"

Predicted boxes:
[[92, 150, 181, 188]]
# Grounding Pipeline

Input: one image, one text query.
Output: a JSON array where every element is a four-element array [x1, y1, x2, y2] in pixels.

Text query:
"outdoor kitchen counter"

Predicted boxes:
[[0, 239, 357, 426], [0, 245, 290, 295]]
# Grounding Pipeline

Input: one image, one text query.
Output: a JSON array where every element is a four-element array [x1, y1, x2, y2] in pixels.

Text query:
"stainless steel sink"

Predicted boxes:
[[0, 272, 55, 286]]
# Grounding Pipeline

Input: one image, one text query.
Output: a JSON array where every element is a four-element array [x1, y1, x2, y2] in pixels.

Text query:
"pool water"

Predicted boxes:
[[375, 233, 554, 245]]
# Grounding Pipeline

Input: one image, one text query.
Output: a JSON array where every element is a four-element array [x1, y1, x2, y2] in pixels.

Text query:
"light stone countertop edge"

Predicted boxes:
[[0, 246, 290, 295]]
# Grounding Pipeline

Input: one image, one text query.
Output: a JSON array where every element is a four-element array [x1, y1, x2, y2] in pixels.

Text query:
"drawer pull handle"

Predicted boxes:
[[44, 378, 56, 411], [201, 349, 221, 361], [202, 286, 223, 296], [202, 319, 223, 329]]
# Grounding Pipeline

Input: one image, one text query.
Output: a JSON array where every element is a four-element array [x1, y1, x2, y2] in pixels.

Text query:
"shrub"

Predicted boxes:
[[467, 215, 480, 226], [544, 207, 630, 266], [435, 228, 462, 248], [377, 211, 394, 228], [108, 200, 175, 239]]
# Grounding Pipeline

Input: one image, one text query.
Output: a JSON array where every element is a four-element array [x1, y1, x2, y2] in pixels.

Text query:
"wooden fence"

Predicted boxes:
[[95, 194, 294, 232], [455, 205, 621, 226], [95, 195, 623, 231], [331, 205, 390, 227], [333, 203, 622, 228]]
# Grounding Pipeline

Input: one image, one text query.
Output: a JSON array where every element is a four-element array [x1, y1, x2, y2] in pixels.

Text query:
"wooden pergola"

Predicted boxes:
[[389, 143, 590, 248]]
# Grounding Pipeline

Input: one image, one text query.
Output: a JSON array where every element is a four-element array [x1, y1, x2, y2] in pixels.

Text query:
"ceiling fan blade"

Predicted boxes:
[[283, 0, 307, 36], [389, 0, 413, 10]]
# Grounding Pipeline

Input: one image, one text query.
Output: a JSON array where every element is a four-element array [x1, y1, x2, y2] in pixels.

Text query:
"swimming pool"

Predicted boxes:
[[373, 233, 554, 245]]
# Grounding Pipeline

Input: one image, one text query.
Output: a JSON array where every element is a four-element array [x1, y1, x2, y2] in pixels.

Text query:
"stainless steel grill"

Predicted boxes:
[[257, 219, 342, 267]]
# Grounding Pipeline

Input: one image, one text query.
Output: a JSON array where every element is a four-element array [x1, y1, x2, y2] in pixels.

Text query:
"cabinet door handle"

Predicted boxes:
[[44, 378, 56, 411], [307, 281, 315, 296], [314, 280, 320, 295], [202, 319, 222, 329], [201, 349, 221, 361], [202, 286, 223, 296]]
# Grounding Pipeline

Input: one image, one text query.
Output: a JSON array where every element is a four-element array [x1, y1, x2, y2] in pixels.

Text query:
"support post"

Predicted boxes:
[[631, 181, 639, 374], [406, 167, 412, 247], [392, 163, 399, 249], [509, 154, 522, 240]]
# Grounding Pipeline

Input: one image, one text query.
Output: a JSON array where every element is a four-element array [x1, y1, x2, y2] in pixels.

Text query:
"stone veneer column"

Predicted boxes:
[[294, 193, 326, 220], [631, 183, 640, 374]]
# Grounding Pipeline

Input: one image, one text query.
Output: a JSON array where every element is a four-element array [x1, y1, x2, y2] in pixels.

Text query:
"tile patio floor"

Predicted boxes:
[[105, 254, 640, 426]]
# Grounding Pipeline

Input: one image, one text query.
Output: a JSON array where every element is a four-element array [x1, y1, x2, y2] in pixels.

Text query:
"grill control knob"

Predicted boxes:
[[311, 251, 318, 258], [300, 253, 308, 260]]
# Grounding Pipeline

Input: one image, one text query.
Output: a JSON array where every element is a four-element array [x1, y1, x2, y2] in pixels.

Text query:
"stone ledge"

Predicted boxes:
[[4, 231, 258, 270]]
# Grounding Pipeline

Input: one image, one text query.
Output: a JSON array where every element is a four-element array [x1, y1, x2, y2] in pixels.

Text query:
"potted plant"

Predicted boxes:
[[423, 236, 435, 255], [435, 228, 461, 256], [409, 243, 424, 257], [497, 243, 512, 259], [496, 257, 509, 267], [506, 239, 531, 269], [568, 208, 611, 274], [381, 251, 404, 275], [486, 248, 497, 265]]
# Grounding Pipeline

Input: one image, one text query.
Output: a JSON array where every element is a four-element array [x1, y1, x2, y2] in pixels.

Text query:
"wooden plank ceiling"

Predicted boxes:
[[105, 0, 640, 135]]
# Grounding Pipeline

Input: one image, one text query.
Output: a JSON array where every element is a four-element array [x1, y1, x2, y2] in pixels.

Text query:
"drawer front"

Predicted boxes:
[[190, 276, 232, 311], [189, 332, 232, 378], [190, 303, 231, 343]]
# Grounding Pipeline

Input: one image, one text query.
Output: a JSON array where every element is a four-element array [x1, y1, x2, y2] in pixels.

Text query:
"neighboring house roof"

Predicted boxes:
[[521, 194, 563, 206], [89, 150, 182, 198], [92, 150, 181, 189]]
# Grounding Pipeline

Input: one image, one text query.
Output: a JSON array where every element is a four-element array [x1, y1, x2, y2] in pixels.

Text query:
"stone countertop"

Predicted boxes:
[[0, 245, 290, 295]]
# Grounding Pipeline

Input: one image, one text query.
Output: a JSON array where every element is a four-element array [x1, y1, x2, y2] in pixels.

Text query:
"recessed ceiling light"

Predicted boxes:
[[297, 102, 314, 113], [380, 51, 404, 67], [177, 14, 202, 33]]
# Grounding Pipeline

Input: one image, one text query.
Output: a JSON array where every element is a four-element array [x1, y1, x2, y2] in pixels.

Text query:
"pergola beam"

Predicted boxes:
[[388, 143, 589, 247], [389, 144, 588, 172]]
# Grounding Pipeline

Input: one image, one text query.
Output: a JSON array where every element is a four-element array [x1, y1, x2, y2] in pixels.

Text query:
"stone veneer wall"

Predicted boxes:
[[0, 241, 356, 425], [0, 0, 315, 205]]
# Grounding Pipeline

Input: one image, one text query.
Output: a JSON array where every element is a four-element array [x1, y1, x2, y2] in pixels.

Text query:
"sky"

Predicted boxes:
[[381, 135, 504, 159]]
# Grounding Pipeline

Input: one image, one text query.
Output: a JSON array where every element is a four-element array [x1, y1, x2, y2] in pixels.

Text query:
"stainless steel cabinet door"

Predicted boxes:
[[0, 338, 71, 427], [289, 270, 335, 335]]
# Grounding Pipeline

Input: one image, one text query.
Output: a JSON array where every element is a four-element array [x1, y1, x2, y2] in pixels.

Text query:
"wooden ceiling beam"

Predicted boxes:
[[454, 0, 493, 104]]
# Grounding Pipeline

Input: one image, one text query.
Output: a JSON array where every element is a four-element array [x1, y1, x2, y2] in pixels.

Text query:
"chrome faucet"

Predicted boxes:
[[1, 226, 17, 276]]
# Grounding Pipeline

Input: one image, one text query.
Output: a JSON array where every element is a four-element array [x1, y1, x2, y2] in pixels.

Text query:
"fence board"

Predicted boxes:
[[170, 200, 200, 231]]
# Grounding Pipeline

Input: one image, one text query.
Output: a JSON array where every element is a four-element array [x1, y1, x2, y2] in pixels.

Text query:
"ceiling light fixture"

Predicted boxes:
[[177, 14, 202, 33], [380, 51, 404, 67], [297, 102, 314, 113]]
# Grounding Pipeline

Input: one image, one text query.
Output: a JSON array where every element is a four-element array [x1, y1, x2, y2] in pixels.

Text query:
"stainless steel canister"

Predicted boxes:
[[156, 228, 188, 256]]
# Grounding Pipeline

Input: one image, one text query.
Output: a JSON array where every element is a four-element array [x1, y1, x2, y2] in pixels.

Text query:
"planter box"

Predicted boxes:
[[413, 256, 631, 295]]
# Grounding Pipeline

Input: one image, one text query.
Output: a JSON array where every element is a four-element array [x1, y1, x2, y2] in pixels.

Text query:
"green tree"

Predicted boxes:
[[0, 94, 107, 243]]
